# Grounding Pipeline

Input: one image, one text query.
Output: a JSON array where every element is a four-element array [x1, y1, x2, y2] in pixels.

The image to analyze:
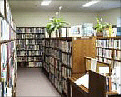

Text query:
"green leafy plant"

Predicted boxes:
[[46, 17, 69, 37], [94, 17, 106, 33]]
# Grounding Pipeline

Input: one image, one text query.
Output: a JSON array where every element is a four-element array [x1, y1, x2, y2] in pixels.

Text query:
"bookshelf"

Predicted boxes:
[[42, 36, 96, 96], [96, 37, 121, 94], [16, 27, 45, 67], [0, 0, 17, 97]]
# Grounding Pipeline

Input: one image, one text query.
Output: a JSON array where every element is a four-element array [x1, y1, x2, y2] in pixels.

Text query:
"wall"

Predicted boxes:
[[12, 8, 120, 27], [98, 8, 121, 25], [12, 11, 98, 27]]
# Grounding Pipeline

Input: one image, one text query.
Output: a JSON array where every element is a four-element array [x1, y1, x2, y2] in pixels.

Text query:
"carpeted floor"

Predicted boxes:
[[16, 68, 60, 97]]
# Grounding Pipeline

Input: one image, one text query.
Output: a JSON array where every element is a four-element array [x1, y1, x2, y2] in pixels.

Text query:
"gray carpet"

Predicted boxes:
[[16, 68, 60, 97]]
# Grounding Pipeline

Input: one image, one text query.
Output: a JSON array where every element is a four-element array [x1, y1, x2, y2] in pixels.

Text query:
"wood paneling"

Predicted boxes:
[[72, 37, 96, 75]]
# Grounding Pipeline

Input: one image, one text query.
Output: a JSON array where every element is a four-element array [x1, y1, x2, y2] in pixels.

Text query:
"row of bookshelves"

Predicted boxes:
[[0, 0, 17, 96], [42, 38, 72, 96], [17, 50, 43, 56], [17, 62, 42, 67], [16, 27, 46, 33], [16, 34, 44, 39], [44, 47, 72, 68], [42, 37, 121, 96], [17, 40, 43, 45], [96, 39, 121, 49], [16, 27, 45, 67], [96, 38, 121, 65]]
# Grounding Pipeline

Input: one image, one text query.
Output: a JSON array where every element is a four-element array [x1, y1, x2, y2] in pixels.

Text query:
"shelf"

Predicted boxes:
[[0, 39, 15, 44], [17, 33, 45, 34], [61, 50, 72, 55], [96, 56, 112, 60], [44, 37, 72, 41], [17, 55, 42, 57], [114, 59, 121, 62], [97, 36, 121, 40], [17, 60, 42, 62], [17, 50, 41, 51], [62, 63, 72, 69], [96, 47, 121, 51], [16, 38, 44, 40]]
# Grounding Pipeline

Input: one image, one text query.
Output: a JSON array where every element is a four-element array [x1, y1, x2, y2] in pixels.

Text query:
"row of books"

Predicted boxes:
[[17, 27, 46, 33], [17, 45, 43, 50], [49, 40, 72, 53], [17, 57, 42, 62], [60, 41, 72, 53], [29, 62, 42, 67], [97, 48, 112, 58], [62, 79, 67, 94], [16, 34, 44, 39], [17, 51, 43, 56], [1, 42, 17, 97], [62, 67, 71, 79], [16, 27, 44, 67], [0, 1, 17, 94], [111, 61, 121, 94], [97, 57, 113, 64], [96, 40, 121, 49], [0, 0, 16, 29], [43, 62, 49, 73], [114, 50, 121, 60], [17, 40, 43, 44], [62, 53, 72, 67], [0, 19, 15, 41]]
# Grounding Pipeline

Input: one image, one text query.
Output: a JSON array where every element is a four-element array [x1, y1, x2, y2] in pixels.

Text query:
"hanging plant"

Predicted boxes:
[[46, 17, 69, 37]]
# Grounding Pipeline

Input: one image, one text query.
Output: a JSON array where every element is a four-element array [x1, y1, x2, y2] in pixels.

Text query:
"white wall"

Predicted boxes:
[[12, 8, 120, 27], [98, 8, 120, 25], [12, 11, 98, 27]]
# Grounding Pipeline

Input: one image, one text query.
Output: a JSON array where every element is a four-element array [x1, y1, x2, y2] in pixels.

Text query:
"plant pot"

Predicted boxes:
[[96, 32, 103, 37], [49, 33, 51, 38], [59, 28, 62, 37]]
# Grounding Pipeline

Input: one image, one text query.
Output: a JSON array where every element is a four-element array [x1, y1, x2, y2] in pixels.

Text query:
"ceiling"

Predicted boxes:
[[8, 0, 121, 12]]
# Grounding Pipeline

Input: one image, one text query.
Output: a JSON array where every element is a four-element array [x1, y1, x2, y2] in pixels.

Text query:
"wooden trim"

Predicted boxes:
[[97, 36, 121, 40]]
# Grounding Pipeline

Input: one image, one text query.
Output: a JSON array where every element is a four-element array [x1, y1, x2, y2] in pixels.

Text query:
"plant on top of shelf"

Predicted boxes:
[[46, 6, 69, 38], [94, 17, 113, 37], [94, 17, 105, 37], [46, 17, 69, 37]]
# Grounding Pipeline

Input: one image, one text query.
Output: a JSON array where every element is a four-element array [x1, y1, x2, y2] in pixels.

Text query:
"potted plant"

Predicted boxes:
[[94, 17, 106, 37], [105, 23, 113, 37], [46, 17, 69, 38]]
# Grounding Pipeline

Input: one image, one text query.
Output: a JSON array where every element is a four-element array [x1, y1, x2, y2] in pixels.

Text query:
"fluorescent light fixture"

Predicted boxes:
[[82, 0, 99, 7], [41, 1, 51, 6]]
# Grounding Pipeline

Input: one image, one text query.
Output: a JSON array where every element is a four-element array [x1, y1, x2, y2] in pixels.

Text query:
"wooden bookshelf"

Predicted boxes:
[[42, 36, 96, 96], [96, 37, 121, 95], [0, 0, 17, 96], [16, 27, 45, 67]]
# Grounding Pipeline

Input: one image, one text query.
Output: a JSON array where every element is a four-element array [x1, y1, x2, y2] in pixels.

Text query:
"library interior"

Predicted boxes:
[[0, 0, 121, 97]]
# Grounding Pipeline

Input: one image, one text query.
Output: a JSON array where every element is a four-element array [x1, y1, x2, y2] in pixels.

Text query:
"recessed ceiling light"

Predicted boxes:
[[41, 1, 51, 6], [82, 0, 100, 7]]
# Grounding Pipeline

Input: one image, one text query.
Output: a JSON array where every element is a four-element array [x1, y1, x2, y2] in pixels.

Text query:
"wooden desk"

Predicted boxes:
[[67, 71, 120, 97], [68, 70, 106, 97]]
